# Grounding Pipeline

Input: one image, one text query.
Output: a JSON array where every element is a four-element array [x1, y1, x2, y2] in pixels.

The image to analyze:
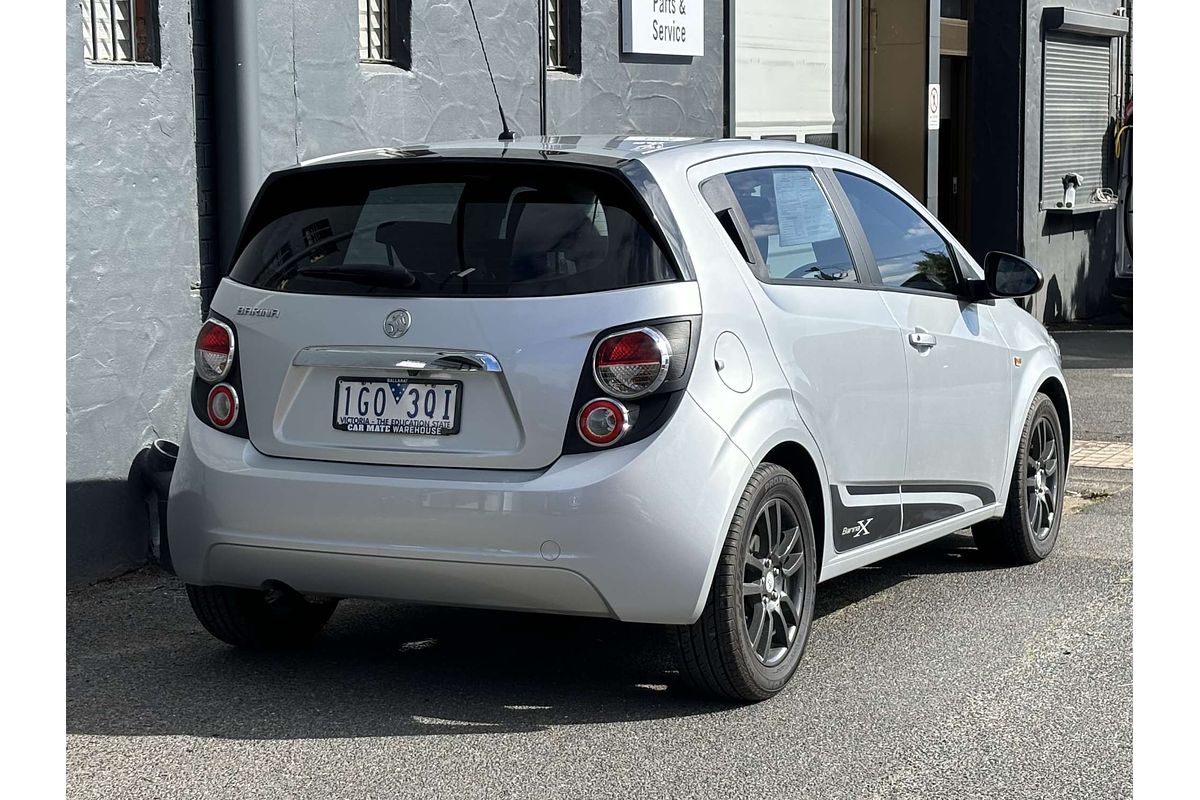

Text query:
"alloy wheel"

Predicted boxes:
[[1025, 415, 1060, 541], [741, 498, 806, 667]]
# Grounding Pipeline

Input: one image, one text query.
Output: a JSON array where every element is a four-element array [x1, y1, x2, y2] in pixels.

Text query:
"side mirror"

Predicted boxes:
[[966, 252, 1044, 300]]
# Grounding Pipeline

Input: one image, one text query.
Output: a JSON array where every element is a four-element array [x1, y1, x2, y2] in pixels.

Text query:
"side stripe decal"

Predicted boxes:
[[901, 482, 996, 505], [830, 481, 997, 552], [901, 502, 967, 530]]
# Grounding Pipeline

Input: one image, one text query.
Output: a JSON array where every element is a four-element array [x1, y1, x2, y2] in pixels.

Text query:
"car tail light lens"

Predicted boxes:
[[206, 384, 239, 430], [563, 316, 696, 455], [577, 398, 635, 447], [195, 319, 235, 383], [593, 327, 671, 399]]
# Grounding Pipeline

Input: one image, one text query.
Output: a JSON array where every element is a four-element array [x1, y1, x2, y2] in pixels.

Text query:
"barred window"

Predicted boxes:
[[546, 0, 581, 74], [81, 0, 159, 64], [360, 0, 412, 69], [547, 0, 560, 66]]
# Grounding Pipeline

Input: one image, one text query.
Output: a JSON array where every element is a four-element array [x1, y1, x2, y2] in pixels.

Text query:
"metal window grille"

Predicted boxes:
[[545, 0, 579, 74], [360, 0, 390, 62], [547, 0, 561, 68], [81, 1, 158, 64]]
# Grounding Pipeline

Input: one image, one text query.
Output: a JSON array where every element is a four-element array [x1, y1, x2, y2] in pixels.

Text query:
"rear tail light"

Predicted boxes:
[[577, 398, 637, 447], [190, 313, 248, 437], [564, 316, 698, 454], [195, 319, 235, 383], [593, 326, 671, 399], [206, 384, 239, 430]]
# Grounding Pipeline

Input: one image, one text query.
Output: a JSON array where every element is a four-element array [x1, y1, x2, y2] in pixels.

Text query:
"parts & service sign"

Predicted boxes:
[[621, 0, 704, 57]]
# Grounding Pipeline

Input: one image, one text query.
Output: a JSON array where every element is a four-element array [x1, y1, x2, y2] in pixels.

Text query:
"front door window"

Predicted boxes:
[[834, 170, 961, 294]]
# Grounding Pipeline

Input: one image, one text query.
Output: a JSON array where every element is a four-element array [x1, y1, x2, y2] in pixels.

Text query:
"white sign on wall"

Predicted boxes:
[[927, 84, 941, 130], [621, 0, 705, 57]]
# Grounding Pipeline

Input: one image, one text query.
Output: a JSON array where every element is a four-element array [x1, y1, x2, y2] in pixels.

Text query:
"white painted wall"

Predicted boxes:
[[734, 0, 849, 145]]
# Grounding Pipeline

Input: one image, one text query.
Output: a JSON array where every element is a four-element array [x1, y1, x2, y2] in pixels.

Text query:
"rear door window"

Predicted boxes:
[[230, 163, 678, 297], [725, 167, 857, 284]]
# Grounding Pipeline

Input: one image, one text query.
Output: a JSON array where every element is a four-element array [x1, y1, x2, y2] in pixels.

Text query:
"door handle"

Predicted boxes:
[[908, 332, 937, 349]]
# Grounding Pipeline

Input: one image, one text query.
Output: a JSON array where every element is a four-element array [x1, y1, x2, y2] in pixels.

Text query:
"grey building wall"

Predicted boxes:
[[1021, 0, 1124, 323], [248, 1, 724, 177], [545, 1, 725, 135], [66, 1, 200, 583]]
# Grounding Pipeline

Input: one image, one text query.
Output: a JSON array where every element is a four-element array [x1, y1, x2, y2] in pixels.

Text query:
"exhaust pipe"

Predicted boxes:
[[129, 439, 179, 574]]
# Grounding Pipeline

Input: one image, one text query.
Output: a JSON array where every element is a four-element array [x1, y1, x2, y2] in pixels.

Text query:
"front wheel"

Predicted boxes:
[[973, 392, 1066, 564], [675, 463, 818, 702]]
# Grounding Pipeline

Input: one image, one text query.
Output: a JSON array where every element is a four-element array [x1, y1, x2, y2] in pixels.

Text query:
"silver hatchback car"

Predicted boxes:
[[169, 137, 1070, 701]]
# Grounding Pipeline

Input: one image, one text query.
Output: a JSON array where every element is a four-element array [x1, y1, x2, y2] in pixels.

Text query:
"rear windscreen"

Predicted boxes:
[[229, 161, 679, 297]]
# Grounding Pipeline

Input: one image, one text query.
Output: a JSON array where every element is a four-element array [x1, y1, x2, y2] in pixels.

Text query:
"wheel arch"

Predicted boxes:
[[761, 441, 827, 580], [997, 365, 1073, 517], [1038, 375, 1073, 454], [687, 428, 831, 623]]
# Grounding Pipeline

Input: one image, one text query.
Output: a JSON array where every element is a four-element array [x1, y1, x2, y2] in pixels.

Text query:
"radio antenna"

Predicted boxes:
[[465, 0, 516, 142]]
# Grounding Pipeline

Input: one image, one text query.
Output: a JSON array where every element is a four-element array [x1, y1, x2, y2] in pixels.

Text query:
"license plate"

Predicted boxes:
[[333, 377, 462, 435]]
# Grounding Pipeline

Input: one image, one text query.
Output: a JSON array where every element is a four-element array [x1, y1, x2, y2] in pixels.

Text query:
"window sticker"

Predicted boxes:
[[773, 171, 841, 247]]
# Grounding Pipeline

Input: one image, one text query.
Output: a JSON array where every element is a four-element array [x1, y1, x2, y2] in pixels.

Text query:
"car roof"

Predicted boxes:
[[298, 135, 860, 171]]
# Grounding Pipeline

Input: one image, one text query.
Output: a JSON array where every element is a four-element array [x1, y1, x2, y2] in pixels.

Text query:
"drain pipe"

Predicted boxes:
[[129, 439, 180, 573], [210, 0, 263, 279]]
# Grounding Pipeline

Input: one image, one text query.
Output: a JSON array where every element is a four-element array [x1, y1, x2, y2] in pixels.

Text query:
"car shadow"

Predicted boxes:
[[815, 531, 1006, 619], [67, 533, 1000, 740]]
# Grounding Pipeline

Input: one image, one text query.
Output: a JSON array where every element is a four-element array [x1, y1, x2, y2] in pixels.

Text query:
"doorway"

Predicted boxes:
[[858, 0, 929, 201], [936, 4, 971, 241]]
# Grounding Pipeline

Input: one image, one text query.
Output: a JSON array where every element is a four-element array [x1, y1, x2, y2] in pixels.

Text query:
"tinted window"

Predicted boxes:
[[726, 167, 856, 283], [230, 163, 677, 297], [835, 171, 959, 293]]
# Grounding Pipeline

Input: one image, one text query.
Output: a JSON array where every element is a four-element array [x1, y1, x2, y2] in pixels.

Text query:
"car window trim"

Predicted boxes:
[[827, 167, 968, 299], [812, 167, 880, 287], [699, 174, 760, 268]]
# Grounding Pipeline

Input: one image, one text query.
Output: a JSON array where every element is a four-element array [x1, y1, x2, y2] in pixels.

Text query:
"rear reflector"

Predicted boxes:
[[206, 383, 239, 430], [593, 327, 670, 399], [577, 398, 634, 447], [195, 319, 235, 383]]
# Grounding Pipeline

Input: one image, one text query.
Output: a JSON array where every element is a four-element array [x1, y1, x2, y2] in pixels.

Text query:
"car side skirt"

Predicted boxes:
[[819, 503, 999, 583], [829, 481, 998, 553]]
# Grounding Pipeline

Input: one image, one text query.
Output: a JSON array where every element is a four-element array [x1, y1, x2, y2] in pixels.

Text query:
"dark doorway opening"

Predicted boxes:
[[936, 4, 972, 242]]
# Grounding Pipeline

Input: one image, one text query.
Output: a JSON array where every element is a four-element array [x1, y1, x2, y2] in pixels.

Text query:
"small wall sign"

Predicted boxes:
[[928, 84, 941, 131], [621, 0, 704, 57]]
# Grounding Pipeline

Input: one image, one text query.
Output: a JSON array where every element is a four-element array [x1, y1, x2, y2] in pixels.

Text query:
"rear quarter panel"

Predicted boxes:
[[642, 156, 839, 579]]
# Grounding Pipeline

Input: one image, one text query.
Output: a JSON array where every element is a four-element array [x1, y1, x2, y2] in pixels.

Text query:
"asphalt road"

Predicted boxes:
[[1054, 326, 1133, 443], [66, 331, 1133, 800]]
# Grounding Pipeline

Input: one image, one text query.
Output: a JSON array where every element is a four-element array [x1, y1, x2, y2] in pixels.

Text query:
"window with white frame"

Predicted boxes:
[[360, 0, 412, 68], [81, 0, 159, 64]]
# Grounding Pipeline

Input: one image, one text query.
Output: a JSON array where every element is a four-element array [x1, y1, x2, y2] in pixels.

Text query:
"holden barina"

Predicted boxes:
[[169, 137, 1070, 701]]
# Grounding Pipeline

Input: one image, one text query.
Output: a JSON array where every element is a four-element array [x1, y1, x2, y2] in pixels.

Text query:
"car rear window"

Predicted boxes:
[[229, 161, 680, 297]]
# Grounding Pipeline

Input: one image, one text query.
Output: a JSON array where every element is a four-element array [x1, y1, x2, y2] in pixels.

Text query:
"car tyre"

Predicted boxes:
[[186, 584, 338, 649], [973, 392, 1066, 564], [674, 463, 817, 702]]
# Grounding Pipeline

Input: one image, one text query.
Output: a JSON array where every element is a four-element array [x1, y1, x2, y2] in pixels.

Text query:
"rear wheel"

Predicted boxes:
[[186, 584, 338, 649], [973, 392, 1065, 564], [675, 463, 817, 702]]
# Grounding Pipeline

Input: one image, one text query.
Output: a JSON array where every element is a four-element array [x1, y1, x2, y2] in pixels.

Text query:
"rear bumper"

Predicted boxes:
[[168, 393, 748, 624]]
